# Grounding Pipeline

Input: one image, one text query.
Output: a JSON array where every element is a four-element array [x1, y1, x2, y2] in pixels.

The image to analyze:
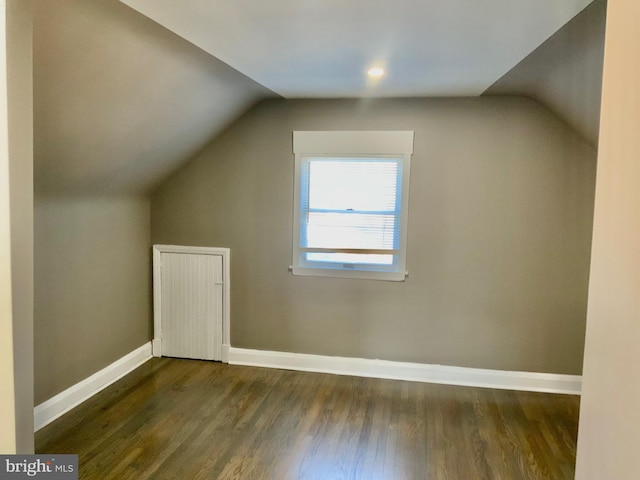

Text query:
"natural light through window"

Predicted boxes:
[[292, 131, 413, 281]]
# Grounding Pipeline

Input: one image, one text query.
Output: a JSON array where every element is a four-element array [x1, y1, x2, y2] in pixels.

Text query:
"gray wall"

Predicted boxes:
[[31, 0, 272, 406], [151, 97, 596, 375], [34, 195, 151, 404]]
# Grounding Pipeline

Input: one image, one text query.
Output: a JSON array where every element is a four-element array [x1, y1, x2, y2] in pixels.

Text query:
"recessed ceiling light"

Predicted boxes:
[[367, 67, 385, 78]]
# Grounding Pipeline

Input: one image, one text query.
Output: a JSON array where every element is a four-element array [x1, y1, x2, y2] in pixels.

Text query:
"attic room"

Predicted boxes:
[[2, 0, 640, 478]]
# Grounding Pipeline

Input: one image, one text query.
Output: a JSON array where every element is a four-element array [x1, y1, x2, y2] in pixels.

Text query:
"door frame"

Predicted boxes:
[[152, 244, 231, 362]]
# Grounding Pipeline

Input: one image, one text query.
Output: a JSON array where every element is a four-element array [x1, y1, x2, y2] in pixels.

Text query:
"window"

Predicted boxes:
[[292, 131, 414, 281]]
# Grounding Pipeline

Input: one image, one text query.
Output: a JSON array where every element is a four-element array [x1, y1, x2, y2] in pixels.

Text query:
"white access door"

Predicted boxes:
[[158, 251, 223, 360]]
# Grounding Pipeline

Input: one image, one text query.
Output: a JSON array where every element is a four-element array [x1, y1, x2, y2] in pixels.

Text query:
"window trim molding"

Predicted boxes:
[[293, 131, 414, 156], [292, 131, 414, 281]]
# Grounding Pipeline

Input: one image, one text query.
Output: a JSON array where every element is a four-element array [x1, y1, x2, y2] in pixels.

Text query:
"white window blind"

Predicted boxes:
[[292, 131, 413, 281]]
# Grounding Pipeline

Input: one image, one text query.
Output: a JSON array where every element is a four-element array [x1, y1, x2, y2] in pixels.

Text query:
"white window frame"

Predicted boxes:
[[292, 131, 414, 281]]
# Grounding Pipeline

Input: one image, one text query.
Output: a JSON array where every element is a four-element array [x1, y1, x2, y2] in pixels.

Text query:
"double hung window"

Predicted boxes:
[[292, 131, 413, 281]]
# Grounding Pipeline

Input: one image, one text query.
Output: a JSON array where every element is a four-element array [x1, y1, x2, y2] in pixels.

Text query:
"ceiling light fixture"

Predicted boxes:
[[367, 67, 385, 78]]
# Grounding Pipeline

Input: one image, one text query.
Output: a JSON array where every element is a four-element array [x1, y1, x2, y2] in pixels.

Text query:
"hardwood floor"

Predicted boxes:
[[36, 358, 580, 480]]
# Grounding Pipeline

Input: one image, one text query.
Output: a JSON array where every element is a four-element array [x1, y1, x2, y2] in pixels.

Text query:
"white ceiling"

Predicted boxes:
[[119, 0, 594, 98]]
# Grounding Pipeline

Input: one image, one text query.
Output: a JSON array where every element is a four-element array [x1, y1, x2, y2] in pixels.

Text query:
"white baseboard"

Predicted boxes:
[[34, 342, 153, 432], [32, 343, 579, 432], [228, 347, 581, 395]]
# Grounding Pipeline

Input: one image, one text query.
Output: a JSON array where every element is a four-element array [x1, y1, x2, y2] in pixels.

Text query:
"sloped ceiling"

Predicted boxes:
[[120, 0, 595, 98], [485, 0, 606, 146], [33, 0, 601, 195], [33, 0, 273, 194]]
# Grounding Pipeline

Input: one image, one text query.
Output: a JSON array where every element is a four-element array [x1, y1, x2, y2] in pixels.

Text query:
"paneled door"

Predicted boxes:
[[153, 246, 228, 361]]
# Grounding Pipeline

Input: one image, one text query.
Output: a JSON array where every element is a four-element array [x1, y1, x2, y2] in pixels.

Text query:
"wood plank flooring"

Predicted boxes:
[[36, 358, 580, 480]]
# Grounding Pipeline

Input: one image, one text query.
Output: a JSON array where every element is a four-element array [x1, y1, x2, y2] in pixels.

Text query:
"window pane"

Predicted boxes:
[[308, 158, 400, 212], [306, 252, 394, 266], [292, 131, 413, 279], [305, 212, 396, 249]]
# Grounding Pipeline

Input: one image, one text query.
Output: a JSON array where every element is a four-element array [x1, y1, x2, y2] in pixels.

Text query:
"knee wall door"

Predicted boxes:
[[156, 250, 223, 361]]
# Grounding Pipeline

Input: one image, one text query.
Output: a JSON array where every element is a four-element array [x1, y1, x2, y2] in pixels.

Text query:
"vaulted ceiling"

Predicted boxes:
[[34, 0, 272, 194], [486, 0, 606, 146], [33, 0, 603, 195]]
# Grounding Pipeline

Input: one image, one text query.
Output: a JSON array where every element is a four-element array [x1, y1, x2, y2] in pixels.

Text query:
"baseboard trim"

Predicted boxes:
[[228, 347, 581, 395], [34, 342, 153, 431], [33, 343, 579, 432]]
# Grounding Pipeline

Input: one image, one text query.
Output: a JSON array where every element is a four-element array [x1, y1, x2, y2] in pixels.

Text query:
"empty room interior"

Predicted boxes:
[[3, 0, 640, 478]]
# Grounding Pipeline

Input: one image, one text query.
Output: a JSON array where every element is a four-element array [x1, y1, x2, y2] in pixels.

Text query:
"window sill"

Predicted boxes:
[[289, 265, 407, 282]]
